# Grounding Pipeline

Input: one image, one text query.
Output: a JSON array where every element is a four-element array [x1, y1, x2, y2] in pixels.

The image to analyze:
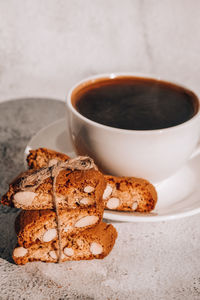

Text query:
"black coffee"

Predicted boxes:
[[74, 77, 198, 130]]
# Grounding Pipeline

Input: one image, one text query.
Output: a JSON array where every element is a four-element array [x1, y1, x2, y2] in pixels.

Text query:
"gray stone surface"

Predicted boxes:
[[1, 99, 200, 299]]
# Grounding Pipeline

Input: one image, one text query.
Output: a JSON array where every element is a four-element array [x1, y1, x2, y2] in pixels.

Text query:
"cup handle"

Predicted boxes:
[[190, 142, 200, 160]]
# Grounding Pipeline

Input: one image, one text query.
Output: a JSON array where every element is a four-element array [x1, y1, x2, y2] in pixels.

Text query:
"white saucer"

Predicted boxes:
[[25, 119, 200, 223]]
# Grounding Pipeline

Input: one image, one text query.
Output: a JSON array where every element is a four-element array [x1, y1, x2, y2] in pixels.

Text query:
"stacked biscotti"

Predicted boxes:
[[2, 156, 117, 264], [26, 148, 158, 213]]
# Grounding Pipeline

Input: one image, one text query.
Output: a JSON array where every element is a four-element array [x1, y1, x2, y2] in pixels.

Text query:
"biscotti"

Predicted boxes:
[[2, 153, 117, 265], [2, 157, 106, 210], [26, 148, 157, 212], [16, 207, 104, 247], [27, 147, 70, 169], [13, 222, 117, 265], [103, 175, 157, 212]]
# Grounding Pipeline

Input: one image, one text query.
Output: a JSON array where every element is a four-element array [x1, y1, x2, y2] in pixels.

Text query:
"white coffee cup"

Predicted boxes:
[[66, 73, 200, 184]]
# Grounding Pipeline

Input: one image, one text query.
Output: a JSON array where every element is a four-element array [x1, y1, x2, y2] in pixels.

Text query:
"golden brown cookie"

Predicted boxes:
[[13, 222, 117, 265], [15, 207, 104, 247], [25, 148, 157, 212], [2, 157, 106, 210], [103, 175, 157, 212]]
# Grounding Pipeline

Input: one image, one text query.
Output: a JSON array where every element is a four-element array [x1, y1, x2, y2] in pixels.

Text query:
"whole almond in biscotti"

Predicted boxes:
[[12, 222, 117, 265], [13, 247, 28, 258], [1, 156, 106, 210], [103, 175, 157, 212]]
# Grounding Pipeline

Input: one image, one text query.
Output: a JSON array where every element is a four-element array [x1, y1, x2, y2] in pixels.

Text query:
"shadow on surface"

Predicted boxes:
[[0, 205, 19, 264]]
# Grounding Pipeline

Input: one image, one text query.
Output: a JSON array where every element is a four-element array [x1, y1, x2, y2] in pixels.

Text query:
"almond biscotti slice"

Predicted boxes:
[[13, 222, 117, 265], [27, 147, 70, 169], [26, 148, 157, 212], [2, 157, 106, 210], [16, 207, 104, 248], [103, 175, 157, 212]]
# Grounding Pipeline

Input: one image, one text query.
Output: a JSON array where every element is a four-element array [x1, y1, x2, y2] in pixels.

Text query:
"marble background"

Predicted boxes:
[[0, 0, 200, 103]]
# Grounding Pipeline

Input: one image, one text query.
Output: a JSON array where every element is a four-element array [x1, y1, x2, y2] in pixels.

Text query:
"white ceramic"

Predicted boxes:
[[66, 73, 200, 184], [24, 119, 200, 222]]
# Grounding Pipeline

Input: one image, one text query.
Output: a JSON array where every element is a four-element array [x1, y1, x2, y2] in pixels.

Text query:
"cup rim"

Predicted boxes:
[[66, 72, 200, 135]]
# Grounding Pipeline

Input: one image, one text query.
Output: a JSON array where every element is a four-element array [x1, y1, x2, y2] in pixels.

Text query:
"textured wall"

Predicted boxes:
[[0, 0, 200, 102]]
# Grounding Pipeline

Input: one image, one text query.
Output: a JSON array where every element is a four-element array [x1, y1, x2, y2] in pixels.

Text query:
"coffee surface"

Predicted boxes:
[[75, 77, 197, 130]]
